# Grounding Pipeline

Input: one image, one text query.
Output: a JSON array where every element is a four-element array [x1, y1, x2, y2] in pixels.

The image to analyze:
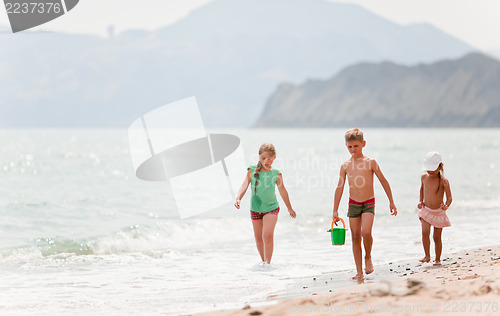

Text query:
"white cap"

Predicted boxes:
[[423, 151, 442, 171]]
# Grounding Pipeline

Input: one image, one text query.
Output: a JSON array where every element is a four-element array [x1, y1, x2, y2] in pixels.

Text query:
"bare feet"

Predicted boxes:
[[365, 257, 374, 274], [419, 257, 431, 263], [433, 260, 442, 266], [351, 273, 364, 281]]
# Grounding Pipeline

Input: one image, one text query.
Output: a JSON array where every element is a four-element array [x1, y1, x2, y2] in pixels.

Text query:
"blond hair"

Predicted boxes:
[[345, 128, 364, 142], [254, 143, 276, 193], [436, 162, 444, 193]]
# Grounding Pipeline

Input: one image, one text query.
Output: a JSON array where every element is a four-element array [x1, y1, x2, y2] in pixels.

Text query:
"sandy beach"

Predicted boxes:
[[200, 245, 500, 316]]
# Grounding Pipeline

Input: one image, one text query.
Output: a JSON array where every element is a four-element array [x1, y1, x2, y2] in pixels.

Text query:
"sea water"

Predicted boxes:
[[0, 128, 499, 315]]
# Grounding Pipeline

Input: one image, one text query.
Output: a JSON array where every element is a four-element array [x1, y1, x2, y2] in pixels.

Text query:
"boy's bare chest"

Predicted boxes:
[[346, 160, 373, 176]]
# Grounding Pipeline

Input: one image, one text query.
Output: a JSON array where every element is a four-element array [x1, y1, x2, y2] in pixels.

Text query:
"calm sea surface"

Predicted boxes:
[[0, 128, 499, 315]]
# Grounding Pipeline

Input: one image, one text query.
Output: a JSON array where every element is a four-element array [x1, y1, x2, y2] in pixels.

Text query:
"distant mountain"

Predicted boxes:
[[0, 0, 476, 128], [255, 53, 500, 127], [488, 48, 500, 60]]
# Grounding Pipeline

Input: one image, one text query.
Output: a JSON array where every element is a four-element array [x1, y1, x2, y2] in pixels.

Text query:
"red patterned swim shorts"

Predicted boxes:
[[250, 208, 280, 221]]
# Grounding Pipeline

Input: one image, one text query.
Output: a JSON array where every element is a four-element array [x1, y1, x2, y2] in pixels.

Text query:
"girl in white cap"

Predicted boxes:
[[417, 151, 453, 266]]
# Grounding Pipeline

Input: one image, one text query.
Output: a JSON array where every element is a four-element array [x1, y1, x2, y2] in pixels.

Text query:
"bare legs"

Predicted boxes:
[[349, 216, 363, 279], [252, 220, 265, 262], [419, 219, 431, 263], [251, 214, 278, 264], [362, 214, 374, 274], [433, 227, 443, 265], [419, 218, 443, 265], [349, 213, 374, 279]]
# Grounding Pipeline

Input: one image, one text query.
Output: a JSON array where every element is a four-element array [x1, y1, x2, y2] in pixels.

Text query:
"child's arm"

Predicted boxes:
[[332, 165, 347, 220], [441, 178, 453, 210], [417, 175, 424, 209], [234, 169, 251, 209], [372, 160, 397, 216], [277, 174, 296, 218]]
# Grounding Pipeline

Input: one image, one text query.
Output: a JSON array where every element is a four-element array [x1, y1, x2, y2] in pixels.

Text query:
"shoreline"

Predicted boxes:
[[198, 245, 500, 315]]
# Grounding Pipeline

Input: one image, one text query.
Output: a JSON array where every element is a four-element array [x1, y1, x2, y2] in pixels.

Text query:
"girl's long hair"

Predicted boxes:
[[436, 163, 444, 193], [254, 143, 276, 193]]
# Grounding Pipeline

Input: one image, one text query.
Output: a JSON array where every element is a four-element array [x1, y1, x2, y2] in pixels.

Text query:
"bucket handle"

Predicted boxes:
[[331, 217, 345, 230]]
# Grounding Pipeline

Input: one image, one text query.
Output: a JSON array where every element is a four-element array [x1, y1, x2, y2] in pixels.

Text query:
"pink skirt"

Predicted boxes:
[[418, 206, 451, 228]]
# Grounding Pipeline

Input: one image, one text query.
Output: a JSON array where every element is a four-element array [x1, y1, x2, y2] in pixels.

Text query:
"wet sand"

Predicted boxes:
[[199, 245, 500, 315]]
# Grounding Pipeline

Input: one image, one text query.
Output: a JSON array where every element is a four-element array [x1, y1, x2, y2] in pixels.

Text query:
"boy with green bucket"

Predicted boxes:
[[332, 128, 397, 280]]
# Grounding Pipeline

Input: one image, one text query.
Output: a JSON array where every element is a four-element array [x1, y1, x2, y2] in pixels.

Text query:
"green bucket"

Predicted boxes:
[[327, 218, 347, 246]]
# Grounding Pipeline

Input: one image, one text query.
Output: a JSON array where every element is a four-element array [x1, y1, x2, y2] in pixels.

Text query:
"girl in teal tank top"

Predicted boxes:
[[234, 143, 296, 265]]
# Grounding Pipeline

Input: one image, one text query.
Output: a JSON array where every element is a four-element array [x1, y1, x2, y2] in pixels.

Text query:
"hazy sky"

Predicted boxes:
[[1, 0, 499, 51]]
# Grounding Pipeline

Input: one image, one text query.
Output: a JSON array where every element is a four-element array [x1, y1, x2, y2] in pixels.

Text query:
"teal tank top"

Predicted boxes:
[[248, 165, 280, 213]]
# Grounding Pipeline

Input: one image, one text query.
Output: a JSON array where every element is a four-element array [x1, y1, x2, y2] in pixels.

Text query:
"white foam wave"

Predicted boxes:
[[0, 218, 254, 263]]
